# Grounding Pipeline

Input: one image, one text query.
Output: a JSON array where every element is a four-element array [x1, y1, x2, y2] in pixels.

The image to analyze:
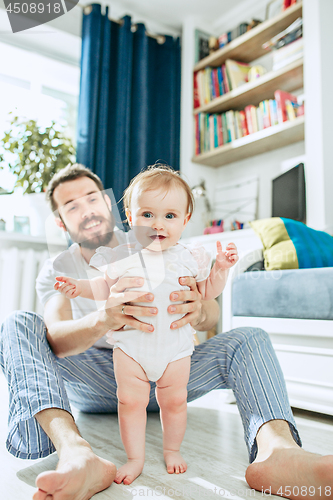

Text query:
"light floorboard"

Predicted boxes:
[[1, 374, 332, 499]]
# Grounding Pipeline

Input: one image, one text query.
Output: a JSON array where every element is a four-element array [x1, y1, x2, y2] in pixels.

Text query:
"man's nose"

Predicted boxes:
[[81, 201, 95, 219]]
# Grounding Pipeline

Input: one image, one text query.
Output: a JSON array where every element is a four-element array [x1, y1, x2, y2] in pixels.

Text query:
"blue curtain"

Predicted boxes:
[[76, 4, 181, 206]]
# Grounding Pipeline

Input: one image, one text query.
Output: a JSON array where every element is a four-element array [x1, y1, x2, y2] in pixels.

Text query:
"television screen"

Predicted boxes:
[[272, 163, 306, 222]]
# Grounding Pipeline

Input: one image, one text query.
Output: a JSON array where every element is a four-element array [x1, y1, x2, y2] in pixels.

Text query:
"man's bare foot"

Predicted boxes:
[[246, 447, 333, 499], [114, 458, 144, 485], [33, 442, 116, 500], [164, 450, 187, 474]]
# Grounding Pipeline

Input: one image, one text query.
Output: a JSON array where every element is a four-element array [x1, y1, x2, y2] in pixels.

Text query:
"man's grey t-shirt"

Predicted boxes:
[[36, 230, 127, 349]]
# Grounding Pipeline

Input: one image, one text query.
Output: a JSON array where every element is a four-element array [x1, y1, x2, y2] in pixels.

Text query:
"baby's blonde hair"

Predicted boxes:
[[123, 164, 194, 217]]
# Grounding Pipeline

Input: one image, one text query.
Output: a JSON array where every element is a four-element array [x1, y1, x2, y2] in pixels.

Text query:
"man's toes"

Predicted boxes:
[[33, 489, 48, 500], [36, 471, 68, 493]]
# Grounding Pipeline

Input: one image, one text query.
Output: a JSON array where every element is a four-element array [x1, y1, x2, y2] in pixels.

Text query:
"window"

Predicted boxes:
[[0, 42, 80, 192]]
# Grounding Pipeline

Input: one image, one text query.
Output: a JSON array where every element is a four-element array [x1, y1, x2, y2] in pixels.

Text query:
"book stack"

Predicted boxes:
[[194, 59, 250, 108], [194, 90, 302, 155], [272, 37, 303, 70], [218, 19, 261, 49]]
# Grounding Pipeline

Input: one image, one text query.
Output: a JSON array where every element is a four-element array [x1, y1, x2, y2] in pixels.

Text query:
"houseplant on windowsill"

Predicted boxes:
[[0, 115, 76, 236]]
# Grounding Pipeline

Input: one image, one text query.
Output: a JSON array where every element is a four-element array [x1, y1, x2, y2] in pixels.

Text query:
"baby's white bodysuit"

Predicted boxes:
[[90, 243, 212, 382]]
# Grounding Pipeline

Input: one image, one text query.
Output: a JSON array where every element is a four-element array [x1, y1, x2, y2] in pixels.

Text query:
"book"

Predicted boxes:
[[217, 67, 224, 95], [213, 115, 219, 148], [221, 64, 230, 93], [193, 72, 200, 109], [251, 106, 258, 133], [274, 89, 298, 123], [234, 111, 242, 139], [285, 100, 297, 120], [217, 114, 223, 146], [256, 106, 264, 131], [209, 115, 215, 150], [226, 110, 236, 141], [262, 100, 271, 129], [218, 32, 228, 49], [269, 99, 279, 126], [225, 59, 250, 90], [283, 0, 291, 10], [244, 105, 255, 134], [263, 18, 302, 50], [239, 110, 249, 136], [195, 29, 211, 63], [222, 113, 229, 144]]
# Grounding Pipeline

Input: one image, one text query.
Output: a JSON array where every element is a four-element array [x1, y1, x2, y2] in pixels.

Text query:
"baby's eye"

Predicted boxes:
[[143, 212, 152, 218], [166, 213, 175, 219]]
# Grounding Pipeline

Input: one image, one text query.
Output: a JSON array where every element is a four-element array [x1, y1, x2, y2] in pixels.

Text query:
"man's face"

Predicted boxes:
[[53, 176, 115, 249]]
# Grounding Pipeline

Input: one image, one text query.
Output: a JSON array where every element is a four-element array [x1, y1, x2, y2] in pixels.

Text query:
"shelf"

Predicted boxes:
[[193, 2, 302, 71], [192, 115, 304, 167], [194, 58, 303, 115]]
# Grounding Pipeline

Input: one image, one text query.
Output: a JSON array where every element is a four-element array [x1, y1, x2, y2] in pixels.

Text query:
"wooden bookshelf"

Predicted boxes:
[[192, 116, 304, 167], [193, 2, 302, 72], [194, 58, 303, 115]]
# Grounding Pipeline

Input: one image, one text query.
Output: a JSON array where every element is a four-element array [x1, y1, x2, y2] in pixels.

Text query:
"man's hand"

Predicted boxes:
[[103, 277, 158, 334], [167, 276, 204, 330]]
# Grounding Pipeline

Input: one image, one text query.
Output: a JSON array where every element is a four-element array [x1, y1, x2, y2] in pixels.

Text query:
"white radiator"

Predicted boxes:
[[0, 247, 49, 324]]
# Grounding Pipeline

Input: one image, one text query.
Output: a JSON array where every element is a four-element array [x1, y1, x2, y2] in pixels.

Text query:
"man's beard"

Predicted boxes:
[[66, 215, 115, 250]]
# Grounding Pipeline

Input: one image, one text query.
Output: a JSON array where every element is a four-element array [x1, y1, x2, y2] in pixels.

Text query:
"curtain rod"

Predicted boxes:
[[66, 1, 166, 44]]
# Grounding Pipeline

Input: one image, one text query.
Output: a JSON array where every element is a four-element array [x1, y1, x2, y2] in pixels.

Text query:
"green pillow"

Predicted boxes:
[[250, 217, 333, 270]]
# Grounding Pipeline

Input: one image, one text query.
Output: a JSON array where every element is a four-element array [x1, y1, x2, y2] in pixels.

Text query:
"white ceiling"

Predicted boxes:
[[97, 0, 247, 32]]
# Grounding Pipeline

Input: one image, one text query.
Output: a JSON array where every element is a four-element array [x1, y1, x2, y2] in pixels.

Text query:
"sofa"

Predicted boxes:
[[228, 247, 333, 416]]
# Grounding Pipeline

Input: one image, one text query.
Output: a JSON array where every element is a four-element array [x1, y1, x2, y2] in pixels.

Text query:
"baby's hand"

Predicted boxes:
[[54, 276, 81, 299], [215, 241, 239, 270]]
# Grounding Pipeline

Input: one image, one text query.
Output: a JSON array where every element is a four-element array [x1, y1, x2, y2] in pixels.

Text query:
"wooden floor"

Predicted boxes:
[[1, 372, 333, 499]]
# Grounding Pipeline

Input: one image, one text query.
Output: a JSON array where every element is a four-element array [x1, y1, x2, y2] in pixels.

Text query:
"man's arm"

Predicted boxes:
[[44, 277, 158, 358]]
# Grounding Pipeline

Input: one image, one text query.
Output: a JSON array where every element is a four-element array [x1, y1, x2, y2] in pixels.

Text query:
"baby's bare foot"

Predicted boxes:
[[114, 459, 144, 485], [164, 450, 187, 474]]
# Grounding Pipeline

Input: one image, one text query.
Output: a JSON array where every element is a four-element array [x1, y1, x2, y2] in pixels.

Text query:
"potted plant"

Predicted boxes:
[[0, 115, 76, 235], [0, 114, 76, 193]]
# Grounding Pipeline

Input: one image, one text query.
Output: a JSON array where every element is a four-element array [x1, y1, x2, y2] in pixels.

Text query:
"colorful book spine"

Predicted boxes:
[[239, 110, 248, 136], [217, 114, 223, 146], [222, 64, 230, 93], [193, 72, 200, 109]]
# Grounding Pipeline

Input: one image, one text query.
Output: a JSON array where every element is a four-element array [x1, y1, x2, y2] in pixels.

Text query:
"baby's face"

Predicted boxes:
[[127, 186, 190, 251]]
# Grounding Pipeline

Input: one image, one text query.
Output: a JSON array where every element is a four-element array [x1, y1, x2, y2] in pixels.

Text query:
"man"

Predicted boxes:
[[0, 164, 332, 500]]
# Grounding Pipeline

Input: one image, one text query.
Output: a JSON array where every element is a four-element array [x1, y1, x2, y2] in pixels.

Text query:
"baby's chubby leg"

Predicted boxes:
[[113, 348, 151, 485], [156, 356, 191, 474]]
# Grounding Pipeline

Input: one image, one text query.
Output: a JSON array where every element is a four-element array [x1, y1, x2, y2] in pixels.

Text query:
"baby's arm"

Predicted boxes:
[[197, 241, 239, 300], [54, 275, 111, 301]]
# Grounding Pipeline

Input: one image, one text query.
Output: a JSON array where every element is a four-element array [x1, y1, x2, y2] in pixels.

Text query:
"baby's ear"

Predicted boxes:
[[125, 209, 132, 226], [184, 213, 191, 226]]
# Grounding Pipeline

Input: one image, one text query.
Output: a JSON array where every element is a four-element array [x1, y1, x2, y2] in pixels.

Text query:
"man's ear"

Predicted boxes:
[[125, 209, 132, 227], [54, 216, 66, 231]]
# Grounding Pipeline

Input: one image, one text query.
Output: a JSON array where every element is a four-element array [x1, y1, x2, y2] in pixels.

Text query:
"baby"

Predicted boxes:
[[55, 165, 239, 485]]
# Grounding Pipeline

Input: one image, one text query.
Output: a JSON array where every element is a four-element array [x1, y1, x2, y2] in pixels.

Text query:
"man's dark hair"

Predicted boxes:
[[46, 163, 104, 212]]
